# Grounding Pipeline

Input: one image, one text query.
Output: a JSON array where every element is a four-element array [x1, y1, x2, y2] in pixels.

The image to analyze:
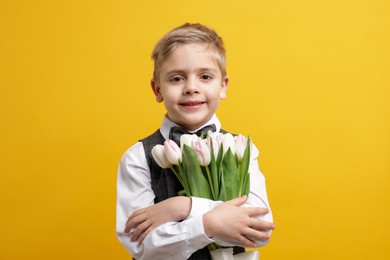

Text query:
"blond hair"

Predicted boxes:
[[151, 23, 227, 82]]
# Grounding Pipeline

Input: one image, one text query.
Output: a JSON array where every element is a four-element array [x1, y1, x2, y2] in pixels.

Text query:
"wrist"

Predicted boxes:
[[203, 211, 216, 238], [178, 196, 191, 220]]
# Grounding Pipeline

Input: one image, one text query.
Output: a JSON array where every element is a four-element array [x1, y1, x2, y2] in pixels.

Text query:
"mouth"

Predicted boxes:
[[180, 101, 205, 106], [179, 101, 205, 110]]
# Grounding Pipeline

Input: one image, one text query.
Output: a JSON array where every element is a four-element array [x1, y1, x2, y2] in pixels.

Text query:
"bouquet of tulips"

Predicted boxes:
[[151, 131, 258, 259], [151, 131, 251, 202]]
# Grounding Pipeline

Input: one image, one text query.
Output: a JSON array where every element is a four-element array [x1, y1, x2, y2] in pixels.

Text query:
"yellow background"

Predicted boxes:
[[1, 0, 389, 259]]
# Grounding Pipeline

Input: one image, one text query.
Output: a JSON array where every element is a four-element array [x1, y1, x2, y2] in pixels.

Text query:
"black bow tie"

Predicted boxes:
[[169, 124, 216, 146]]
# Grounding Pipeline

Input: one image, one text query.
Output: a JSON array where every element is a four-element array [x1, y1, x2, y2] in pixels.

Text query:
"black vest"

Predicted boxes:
[[140, 129, 244, 260]]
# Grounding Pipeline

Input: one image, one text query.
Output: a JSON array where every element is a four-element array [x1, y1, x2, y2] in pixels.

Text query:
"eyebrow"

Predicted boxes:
[[165, 67, 218, 76]]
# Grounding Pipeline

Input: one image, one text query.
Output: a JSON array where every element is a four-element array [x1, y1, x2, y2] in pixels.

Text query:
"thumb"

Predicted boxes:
[[225, 195, 248, 207]]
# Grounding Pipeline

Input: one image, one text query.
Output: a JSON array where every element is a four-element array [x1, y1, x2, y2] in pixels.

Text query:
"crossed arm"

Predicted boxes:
[[116, 142, 274, 259], [125, 195, 275, 247]]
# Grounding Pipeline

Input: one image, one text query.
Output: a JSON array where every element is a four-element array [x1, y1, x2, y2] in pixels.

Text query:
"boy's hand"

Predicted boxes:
[[203, 196, 275, 247], [124, 196, 191, 245]]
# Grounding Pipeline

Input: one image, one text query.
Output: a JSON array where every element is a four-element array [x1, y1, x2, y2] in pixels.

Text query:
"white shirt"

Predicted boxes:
[[116, 114, 273, 260]]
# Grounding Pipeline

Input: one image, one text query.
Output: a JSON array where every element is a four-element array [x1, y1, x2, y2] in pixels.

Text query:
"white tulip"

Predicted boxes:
[[222, 133, 235, 156], [151, 144, 172, 169], [234, 134, 248, 161], [180, 134, 198, 151], [164, 140, 182, 165]]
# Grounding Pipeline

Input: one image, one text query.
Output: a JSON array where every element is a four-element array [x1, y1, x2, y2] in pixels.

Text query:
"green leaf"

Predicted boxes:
[[178, 190, 187, 196], [238, 137, 251, 196], [216, 144, 224, 168], [221, 148, 240, 200], [182, 145, 212, 199], [218, 168, 227, 201], [178, 163, 191, 196], [209, 140, 219, 200], [239, 138, 251, 181], [241, 172, 250, 197], [216, 144, 224, 197]]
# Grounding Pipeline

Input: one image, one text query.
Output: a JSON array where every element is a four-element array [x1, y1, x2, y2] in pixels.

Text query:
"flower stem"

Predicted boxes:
[[170, 166, 184, 187], [207, 242, 220, 251], [205, 166, 216, 200], [170, 166, 191, 196]]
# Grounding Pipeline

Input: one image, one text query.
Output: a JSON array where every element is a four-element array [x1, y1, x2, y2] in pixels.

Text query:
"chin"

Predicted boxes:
[[174, 113, 213, 129]]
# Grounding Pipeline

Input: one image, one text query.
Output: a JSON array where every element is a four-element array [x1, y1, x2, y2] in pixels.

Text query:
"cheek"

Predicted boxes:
[[209, 92, 222, 107], [161, 90, 180, 107], [162, 89, 178, 102]]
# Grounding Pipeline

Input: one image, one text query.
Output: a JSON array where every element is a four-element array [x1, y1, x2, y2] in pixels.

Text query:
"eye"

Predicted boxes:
[[169, 75, 184, 83], [200, 74, 213, 80]]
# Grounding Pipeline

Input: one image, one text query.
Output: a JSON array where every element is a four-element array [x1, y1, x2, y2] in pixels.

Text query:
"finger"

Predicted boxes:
[[245, 206, 270, 217], [239, 206, 269, 217], [137, 225, 155, 246], [125, 220, 139, 233], [131, 221, 151, 242], [225, 195, 247, 206], [251, 219, 275, 231], [126, 208, 146, 225], [125, 214, 147, 233], [243, 226, 271, 242], [124, 219, 138, 233], [124, 223, 131, 233], [236, 234, 256, 248]]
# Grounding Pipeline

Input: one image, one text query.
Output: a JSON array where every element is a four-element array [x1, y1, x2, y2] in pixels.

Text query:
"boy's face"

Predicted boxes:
[[151, 43, 229, 131]]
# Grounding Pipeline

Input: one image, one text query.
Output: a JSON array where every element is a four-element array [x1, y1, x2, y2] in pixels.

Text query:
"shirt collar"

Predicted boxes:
[[160, 114, 221, 140]]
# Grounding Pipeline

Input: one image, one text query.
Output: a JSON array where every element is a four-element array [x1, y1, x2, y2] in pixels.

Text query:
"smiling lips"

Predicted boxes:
[[180, 101, 205, 110]]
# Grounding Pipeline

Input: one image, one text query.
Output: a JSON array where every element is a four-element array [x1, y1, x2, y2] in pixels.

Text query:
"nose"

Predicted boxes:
[[183, 77, 200, 95]]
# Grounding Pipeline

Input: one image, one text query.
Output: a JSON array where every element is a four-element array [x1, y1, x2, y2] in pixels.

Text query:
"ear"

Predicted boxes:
[[219, 76, 229, 100], [151, 79, 163, 102]]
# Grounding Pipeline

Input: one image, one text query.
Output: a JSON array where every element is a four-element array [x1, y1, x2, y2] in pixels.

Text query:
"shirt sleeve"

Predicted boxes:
[[116, 142, 213, 260]]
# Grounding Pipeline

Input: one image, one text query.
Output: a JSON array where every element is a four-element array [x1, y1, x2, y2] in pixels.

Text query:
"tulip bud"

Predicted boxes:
[[234, 134, 248, 161], [207, 131, 223, 158], [180, 134, 198, 151], [192, 138, 211, 166], [222, 133, 235, 156], [164, 140, 182, 165], [151, 145, 172, 169]]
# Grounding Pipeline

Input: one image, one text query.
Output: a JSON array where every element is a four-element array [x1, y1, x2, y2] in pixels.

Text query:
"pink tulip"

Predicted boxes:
[[234, 134, 248, 161], [151, 145, 172, 169], [192, 138, 211, 166], [207, 131, 223, 158], [164, 140, 182, 165]]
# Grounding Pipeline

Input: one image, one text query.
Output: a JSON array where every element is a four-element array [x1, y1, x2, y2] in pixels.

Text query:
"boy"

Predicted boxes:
[[116, 23, 274, 260]]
